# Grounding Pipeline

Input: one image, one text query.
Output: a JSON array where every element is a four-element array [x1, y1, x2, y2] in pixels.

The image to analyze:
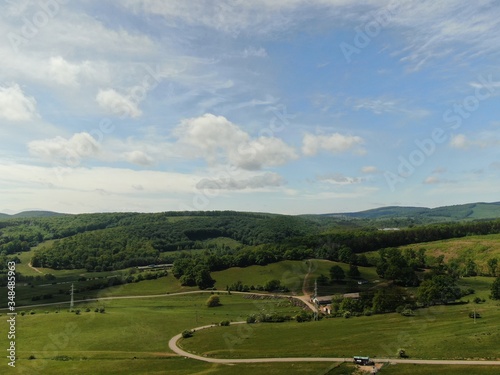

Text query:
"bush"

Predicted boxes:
[[220, 320, 230, 326], [206, 295, 221, 308], [246, 315, 256, 324], [473, 297, 482, 304], [75, 309, 81, 315], [400, 308, 414, 317], [343, 311, 351, 319], [182, 330, 193, 338], [99, 307, 105, 313]]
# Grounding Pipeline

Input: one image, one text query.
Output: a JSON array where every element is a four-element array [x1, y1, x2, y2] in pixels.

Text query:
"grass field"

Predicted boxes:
[[212, 260, 380, 296], [181, 277, 500, 361], [6, 293, 310, 374], [5, 254, 500, 374]]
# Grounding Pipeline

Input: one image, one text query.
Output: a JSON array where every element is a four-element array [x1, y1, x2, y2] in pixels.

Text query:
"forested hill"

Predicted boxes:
[[2, 207, 500, 274], [326, 202, 500, 221], [1, 211, 320, 270]]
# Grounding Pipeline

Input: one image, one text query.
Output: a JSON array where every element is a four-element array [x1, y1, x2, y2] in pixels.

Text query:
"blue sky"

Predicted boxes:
[[1, 0, 500, 215]]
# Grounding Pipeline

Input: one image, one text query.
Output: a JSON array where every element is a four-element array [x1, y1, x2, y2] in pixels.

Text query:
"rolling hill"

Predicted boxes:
[[327, 202, 500, 221]]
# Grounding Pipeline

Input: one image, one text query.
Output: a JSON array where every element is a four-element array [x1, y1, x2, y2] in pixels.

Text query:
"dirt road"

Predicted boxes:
[[168, 322, 500, 366]]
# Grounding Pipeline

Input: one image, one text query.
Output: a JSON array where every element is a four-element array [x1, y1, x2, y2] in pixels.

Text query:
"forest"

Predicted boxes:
[[1, 210, 500, 280]]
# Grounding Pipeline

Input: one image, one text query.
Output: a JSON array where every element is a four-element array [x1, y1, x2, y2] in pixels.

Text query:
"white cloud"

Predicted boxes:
[[449, 134, 468, 149], [175, 113, 297, 169], [449, 132, 500, 150], [196, 172, 284, 190], [0, 83, 38, 121], [232, 137, 298, 170], [318, 173, 364, 185], [96, 88, 142, 118], [302, 132, 364, 156], [48, 56, 83, 87], [242, 47, 268, 58], [28, 132, 100, 165], [361, 166, 378, 173], [124, 150, 155, 166], [0, 161, 203, 213], [346, 96, 430, 117]]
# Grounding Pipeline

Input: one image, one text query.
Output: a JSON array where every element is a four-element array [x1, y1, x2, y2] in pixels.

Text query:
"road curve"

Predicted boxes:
[[169, 322, 500, 366]]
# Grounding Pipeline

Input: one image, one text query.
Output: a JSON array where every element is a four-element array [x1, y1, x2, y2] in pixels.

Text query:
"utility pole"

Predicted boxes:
[[314, 279, 319, 321], [70, 283, 74, 311]]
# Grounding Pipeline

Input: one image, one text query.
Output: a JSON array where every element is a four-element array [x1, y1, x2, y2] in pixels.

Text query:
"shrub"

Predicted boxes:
[[246, 315, 256, 324], [473, 297, 482, 304], [206, 295, 221, 308], [182, 330, 193, 338], [401, 308, 414, 317], [343, 311, 351, 319], [220, 320, 230, 326]]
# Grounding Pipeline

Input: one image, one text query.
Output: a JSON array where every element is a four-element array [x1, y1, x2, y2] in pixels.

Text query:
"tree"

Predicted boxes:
[[206, 295, 221, 307], [264, 279, 281, 292], [491, 277, 500, 300], [330, 265, 345, 282], [347, 264, 361, 279], [417, 275, 461, 306], [487, 258, 498, 277]]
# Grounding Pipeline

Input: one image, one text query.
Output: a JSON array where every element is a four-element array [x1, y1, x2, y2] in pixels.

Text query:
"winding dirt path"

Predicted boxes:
[[28, 262, 43, 274], [168, 322, 500, 366]]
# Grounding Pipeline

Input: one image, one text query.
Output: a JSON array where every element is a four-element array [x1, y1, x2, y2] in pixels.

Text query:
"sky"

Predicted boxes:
[[1, 0, 500, 215]]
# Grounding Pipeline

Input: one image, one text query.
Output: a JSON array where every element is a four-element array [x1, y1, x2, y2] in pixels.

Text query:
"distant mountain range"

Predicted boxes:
[[2, 202, 500, 222], [0, 211, 67, 219], [327, 202, 500, 221]]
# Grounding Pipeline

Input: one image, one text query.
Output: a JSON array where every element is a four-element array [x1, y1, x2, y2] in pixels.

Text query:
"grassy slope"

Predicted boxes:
[[400, 233, 500, 272], [212, 260, 379, 295]]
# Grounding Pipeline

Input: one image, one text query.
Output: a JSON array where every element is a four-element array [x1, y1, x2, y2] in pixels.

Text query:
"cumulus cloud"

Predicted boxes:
[[96, 88, 142, 118], [175, 113, 297, 169], [48, 56, 83, 87], [0, 83, 38, 121], [28, 132, 100, 165], [302, 132, 364, 156]]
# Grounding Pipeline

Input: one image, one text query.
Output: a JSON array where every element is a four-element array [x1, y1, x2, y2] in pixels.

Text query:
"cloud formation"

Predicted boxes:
[[302, 132, 364, 156], [175, 113, 297, 170], [0, 83, 38, 121]]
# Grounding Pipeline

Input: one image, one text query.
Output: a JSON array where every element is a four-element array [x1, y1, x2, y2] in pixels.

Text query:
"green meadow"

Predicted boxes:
[[5, 293, 308, 374], [181, 276, 500, 361]]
